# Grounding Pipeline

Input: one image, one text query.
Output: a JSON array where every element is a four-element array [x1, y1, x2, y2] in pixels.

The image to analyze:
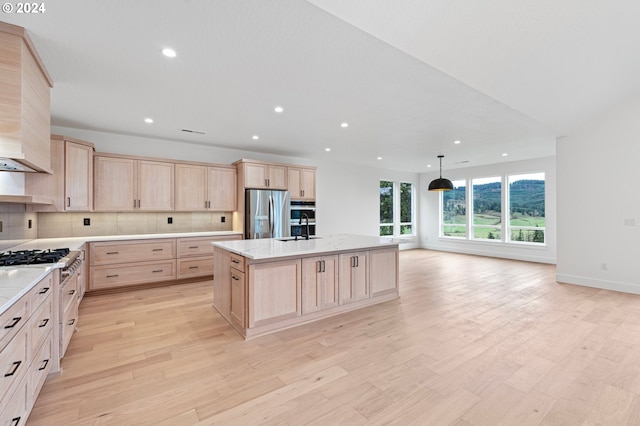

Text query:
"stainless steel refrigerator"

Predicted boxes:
[[245, 189, 291, 239]]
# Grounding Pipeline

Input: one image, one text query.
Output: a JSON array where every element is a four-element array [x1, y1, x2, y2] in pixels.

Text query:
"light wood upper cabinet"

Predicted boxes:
[[175, 164, 237, 211], [0, 22, 53, 173], [242, 162, 287, 189], [94, 155, 174, 211], [25, 135, 94, 211], [288, 167, 316, 200]]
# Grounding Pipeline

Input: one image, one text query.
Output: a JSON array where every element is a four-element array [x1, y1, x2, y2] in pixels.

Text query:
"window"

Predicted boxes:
[[380, 180, 414, 236], [442, 180, 466, 238], [472, 177, 501, 240], [508, 173, 545, 244], [379, 180, 393, 236]]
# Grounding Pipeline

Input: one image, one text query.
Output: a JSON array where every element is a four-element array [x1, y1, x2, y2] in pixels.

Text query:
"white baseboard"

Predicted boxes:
[[556, 274, 640, 295], [423, 243, 556, 264]]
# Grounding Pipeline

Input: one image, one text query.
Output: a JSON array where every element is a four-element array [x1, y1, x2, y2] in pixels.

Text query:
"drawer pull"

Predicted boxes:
[[106, 251, 119, 255], [68, 318, 76, 326], [189, 266, 199, 269], [189, 246, 199, 249], [11, 417, 21, 426], [68, 289, 76, 296], [232, 275, 240, 281], [39, 318, 49, 328], [4, 360, 21, 377], [106, 274, 119, 278], [152, 248, 164, 252], [38, 359, 49, 371], [38, 287, 50, 294], [152, 269, 163, 273], [231, 259, 240, 264], [4, 317, 22, 329]]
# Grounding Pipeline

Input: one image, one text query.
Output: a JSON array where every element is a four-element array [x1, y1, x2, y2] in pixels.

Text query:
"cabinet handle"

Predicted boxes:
[[188, 246, 199, 249], [10, 417, 20, 426], [152, 248, 164, 252], [189, 266, 198, 269], [68, 289, 76, 296], [68, 318, 76, 326], [134, 199, 137, 208], [317, 261, 322, 273], [231, 259, 240, 264], [4, 317, 21, 329], [355, 256, 359, 267], [67, 197, 71, 207], [39, 318, 49, 328], [4, 360, 21, 377], [152, 269, 163, 273], [106, 274, 119, 278], [106, 251, 119, 255], [322, 260, 326, 273], [38, 287, 50, 294], [38, 359, 49, 371], [232, 275, 240, 281]]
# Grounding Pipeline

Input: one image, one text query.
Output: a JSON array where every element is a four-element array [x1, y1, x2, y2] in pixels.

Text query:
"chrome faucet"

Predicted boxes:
[[301, 213, 310, 240]]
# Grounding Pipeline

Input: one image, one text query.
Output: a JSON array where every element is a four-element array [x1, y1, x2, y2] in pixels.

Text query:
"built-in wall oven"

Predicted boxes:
[[290, 200, 316, 237]]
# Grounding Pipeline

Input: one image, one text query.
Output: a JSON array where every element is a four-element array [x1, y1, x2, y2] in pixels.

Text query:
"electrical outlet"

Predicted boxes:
[[221, 216, 226, 223], [167, 217, 173, 224], [83, 218, 90, 226], [28, 219, 32, 229]]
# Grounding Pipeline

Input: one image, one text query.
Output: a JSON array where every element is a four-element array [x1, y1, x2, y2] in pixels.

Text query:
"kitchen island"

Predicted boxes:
[[211, 234, 399, 338]]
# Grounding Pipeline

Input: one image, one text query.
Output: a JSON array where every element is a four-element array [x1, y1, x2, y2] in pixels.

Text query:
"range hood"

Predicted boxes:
[[0, 158, 37, 173]]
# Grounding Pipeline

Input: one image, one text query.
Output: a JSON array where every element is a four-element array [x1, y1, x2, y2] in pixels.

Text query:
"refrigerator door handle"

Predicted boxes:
[[268, 194, 274, 237]]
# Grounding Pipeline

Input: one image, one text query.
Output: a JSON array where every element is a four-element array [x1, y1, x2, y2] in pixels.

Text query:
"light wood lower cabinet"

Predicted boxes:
[[248, 259, 301, 327], [176, 235, 241, 279], [90, 260, 176, 290], [301, 255, 338, 314], [338, 251, 369, 305], [0, 272, 55, 426], [229, 267, 246, 329]]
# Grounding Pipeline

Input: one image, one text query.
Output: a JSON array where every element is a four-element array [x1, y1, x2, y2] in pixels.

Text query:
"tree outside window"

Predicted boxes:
[[508, 173, 545, 244], [379, 180, 393, 236], [472, 177, 501, 240], [442, 180, 466, 237], [380, 180, 414, 236]]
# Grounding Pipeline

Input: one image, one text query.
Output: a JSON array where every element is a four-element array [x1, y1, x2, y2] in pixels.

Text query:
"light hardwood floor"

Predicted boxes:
[[27, 249, 640, 425]]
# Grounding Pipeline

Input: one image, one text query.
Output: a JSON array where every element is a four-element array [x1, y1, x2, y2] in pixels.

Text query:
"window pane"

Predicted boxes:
[[400, 182, 412, 223], [442, 180, 466, 236], [380, 181, 393, 224], [472, 177, 501, 240], [380, 225, 393, 236], [509, 173, 545, 244], [443, 225, 466, 238], [510, 229, 545, 243], [400, 224, 412, 235]]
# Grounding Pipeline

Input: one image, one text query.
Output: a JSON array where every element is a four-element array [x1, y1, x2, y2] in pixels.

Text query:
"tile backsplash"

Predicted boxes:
[[0, 203, 39, 250], [37, 211, 233, 238]]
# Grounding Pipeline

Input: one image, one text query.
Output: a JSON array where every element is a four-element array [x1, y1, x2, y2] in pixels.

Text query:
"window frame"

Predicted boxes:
[[379, 180, 415, 237]]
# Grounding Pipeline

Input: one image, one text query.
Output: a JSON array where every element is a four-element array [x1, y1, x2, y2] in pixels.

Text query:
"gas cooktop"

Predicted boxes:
[[0, 248, 71, 266]]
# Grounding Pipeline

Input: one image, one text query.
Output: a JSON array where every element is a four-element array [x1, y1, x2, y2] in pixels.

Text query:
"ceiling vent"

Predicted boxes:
[[180, 128, 206, 135]]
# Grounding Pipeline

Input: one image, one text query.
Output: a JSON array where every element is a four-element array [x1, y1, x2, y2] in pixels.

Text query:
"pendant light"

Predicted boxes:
[[428, 155, 454, 191]]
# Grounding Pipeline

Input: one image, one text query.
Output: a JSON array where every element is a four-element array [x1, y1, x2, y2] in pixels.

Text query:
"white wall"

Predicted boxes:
[[556, 96, 640, 294], [419, 156, 557, 264], [53, 126, 421, 245]]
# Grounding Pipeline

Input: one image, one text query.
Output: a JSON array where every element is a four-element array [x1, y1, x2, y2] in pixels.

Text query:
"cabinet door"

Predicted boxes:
[[94, 156, 137, 211], [244, 163, 268, 188], [301, 257, 322, 314], [321, 255, 339, 309], [288, 168, 302, 199], [248, 259, 301, 327], [230, 268, 246, 328], [138, 160, 174, 211], [339, 252, 369, 305], [208, 167, 237, 211], [300, 168, 316, 200], [369, 249, 399, 297], [65, 141, 93, 211], [175, 163, 207, 211], [268, 165, 288, 189]]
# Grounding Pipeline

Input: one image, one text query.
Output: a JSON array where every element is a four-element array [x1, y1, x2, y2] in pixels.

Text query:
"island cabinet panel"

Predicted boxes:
[[248, 259, 301, 327], [338, 251, 369, 305], [369, 249, 399, 297], [301, 255, 338, 314], [213, 247, 232, 320], [230, 268, 246, 329]]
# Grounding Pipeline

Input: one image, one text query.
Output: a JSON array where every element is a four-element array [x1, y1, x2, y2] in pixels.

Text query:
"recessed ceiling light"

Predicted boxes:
[[325, 148, 331, 152], [274, 106, 284, 113], [144, 118, 154, 124], [427, 164, 432, 168], [162, 48, 177, 58], [340, 122, 349, 128], [252, 135, 259, 140], [502, 153, 508, 157], [377, 157, 383, 160], [454, 140, 461, 144]]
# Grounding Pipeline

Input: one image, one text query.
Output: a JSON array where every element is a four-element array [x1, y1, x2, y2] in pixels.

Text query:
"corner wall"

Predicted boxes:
[[556, 96, 640, 294]]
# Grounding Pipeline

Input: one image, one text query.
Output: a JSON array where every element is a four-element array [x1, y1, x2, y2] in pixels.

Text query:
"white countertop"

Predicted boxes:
[[0, 264, 57, 314], [211, 234, 400, 260]]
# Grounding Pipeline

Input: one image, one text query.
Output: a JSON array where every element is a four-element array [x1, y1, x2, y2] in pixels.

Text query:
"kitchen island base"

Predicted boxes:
[[212, 236, 399, 339]]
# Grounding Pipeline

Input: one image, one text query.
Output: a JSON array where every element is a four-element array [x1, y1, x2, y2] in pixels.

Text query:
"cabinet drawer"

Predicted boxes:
[[29, 334, 52, 403], [90, 260, 177, 290], [177, 237, 215, 257], [29, 296, 53, 357], [178, 257, 213, 278], [30, 273, 54, 311], [230, 253, 245, 271], [0, 326, 27, 402], [61, 300, 78, 358], [60, 274, 78, 313], [0, 374, 28, 426], [0, 299, 28, 353], [90, 239, 176, 265]]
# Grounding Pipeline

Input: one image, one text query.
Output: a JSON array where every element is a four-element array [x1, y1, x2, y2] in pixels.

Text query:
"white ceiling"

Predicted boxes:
[[4, 1, 639, 173]]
